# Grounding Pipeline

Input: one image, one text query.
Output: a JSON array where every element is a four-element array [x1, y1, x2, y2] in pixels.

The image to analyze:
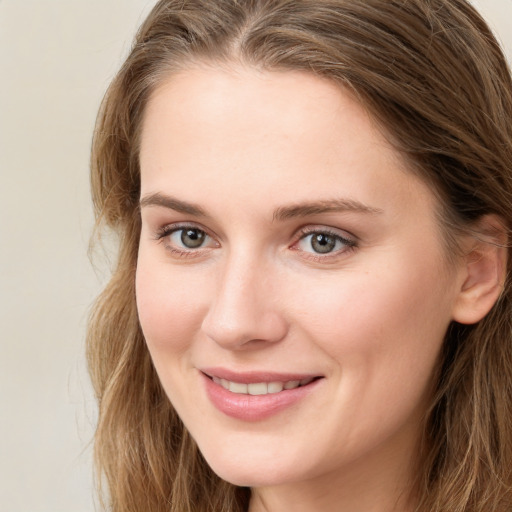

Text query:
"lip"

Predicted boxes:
[[201, 367, 321, 384], [200, 368, 323, 422]]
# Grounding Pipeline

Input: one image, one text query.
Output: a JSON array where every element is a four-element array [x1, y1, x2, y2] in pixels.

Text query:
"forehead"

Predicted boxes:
[[139, 65, 437, 227], [140, 64, 389, 158]]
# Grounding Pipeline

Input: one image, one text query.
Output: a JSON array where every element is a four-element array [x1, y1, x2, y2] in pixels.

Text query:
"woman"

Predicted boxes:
[[87, 1, 512, 511]]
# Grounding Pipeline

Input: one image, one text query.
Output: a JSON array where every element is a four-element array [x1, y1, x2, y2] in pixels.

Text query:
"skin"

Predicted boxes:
[[136, 64, 471, 512]]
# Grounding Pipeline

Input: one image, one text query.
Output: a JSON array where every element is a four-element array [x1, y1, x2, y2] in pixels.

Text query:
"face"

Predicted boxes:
[[136, 65, 465, 492]]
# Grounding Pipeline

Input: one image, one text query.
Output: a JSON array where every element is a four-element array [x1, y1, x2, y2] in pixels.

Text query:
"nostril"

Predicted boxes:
[[201, 309, 289, 350]]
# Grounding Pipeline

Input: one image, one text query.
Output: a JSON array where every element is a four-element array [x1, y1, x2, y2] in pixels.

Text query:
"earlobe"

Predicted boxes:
[[452, 215, 508, 325]]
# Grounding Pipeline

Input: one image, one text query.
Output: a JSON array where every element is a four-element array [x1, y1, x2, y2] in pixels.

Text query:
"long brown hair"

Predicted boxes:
[[87, 1, 512, 510]]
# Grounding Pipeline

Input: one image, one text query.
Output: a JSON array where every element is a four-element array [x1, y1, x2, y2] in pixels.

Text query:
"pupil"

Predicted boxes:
[[181, 229, 205, 248], [311, 233, 336, 254]]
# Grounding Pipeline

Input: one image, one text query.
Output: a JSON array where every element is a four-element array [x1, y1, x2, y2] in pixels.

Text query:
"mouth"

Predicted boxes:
[[200, 369, 323, 421], [206, 375, 318, 396]]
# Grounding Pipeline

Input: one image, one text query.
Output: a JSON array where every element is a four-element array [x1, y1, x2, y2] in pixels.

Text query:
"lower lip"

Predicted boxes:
[[202, 373, 322, 422]]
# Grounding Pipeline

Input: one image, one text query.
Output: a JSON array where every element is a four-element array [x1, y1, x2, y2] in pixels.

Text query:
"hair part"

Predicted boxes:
[[88, 1, 512, 510]]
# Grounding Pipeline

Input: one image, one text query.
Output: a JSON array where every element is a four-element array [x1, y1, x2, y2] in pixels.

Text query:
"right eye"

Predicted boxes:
[[157, 225, 218, 255], [172, 228, 208, 248]]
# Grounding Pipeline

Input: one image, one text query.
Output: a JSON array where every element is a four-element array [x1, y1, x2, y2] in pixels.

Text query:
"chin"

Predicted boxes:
[[196, 438, 309, 488], [209, 462, 296, 488]]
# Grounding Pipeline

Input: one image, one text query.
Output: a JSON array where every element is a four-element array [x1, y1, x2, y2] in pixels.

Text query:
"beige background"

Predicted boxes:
[[0, 1, 510, 511]]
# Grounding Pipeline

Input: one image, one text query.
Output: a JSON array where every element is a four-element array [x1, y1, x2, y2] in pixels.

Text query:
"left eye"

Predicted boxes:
[[297, 231, 354, 254]]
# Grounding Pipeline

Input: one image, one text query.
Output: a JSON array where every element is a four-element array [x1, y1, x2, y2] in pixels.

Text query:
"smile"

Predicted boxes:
[[211, 376, 316, 395], [201, 370, 323, 421]]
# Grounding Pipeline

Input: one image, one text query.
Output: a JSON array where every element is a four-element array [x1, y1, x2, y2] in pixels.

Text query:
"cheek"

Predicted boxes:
[[290, 272, 447, 345], [135, 256, 208, 356], [281, 264, 451, 461], [286, 256, 453, 398]]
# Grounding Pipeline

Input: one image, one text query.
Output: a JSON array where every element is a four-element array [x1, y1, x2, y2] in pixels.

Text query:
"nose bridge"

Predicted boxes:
[[201, 247, 287, 349]]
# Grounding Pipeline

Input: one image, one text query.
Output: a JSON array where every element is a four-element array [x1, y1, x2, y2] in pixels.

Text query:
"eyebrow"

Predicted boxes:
[[272, 199, 383, 221], [139, 192, 383, 220], [140, 192, 209, 217]]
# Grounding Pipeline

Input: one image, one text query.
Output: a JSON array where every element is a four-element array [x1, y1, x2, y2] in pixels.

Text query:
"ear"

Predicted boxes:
[[452, 215, 508, 325]]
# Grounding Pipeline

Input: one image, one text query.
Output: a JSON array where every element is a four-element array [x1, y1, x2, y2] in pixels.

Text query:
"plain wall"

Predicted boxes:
[[0, 1, 510, 511], [0, 2, 157, 511]]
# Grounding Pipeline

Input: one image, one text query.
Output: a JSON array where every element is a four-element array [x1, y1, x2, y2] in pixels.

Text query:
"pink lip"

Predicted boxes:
[[200, 368, 323, 422]]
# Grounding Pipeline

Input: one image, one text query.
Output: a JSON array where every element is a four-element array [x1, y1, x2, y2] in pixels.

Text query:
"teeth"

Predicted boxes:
[[229, 382, 247, 393], [211, 377, 315, 395], [267, 382, 284, 394], [248, 382, 267, 395]]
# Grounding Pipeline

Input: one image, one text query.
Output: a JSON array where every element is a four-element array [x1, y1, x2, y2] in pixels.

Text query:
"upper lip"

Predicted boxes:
[[200, 367, 323, 384]]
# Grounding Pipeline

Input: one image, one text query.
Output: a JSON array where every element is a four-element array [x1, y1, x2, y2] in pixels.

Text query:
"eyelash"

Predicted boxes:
[[154, 223, 358, 261], [155, 223, 217, 258], [293, 227, 357, 262]]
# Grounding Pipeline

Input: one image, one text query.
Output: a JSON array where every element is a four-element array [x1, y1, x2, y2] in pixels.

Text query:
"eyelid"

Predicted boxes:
[[295, 225, 357, 243], [291, 225, 358, 260], [155, 221, 217, 240], [155, 222, 220, 255]]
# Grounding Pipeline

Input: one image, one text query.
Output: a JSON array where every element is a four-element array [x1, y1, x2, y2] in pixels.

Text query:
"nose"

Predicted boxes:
[[201, 253, 289, 350]]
